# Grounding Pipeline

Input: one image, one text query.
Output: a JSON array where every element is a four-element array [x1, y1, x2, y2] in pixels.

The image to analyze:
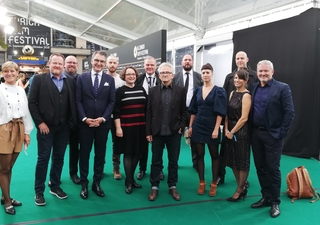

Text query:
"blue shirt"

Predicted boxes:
[[252, 79, 273, 127], [51, 73, 67, 92]]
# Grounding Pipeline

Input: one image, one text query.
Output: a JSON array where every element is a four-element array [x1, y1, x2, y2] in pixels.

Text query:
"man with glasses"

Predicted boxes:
[[146, 62, 187, 201], [76, 51, 115, 199]]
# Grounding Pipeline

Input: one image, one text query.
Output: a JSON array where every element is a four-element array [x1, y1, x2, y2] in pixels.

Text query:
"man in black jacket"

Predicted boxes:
[[29, 53, 77, 206]]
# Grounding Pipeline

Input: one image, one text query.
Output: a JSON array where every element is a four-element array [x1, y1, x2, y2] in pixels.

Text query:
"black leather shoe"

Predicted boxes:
[[70, 175, 81, 184], [244, 180, 250, 188], [270, 205, 280, 218], [132, 182, 142, 188], [137, 171, 145, 180], [217, 177, 225, 186], [251, 198, 272, 208], [80, 186, 88, 199], [159, 171, 164, 180], [4, 204, 15, 215], [1, 198, 22, 207], [92, 184, 105, 197], [125, 185, 132, 194]]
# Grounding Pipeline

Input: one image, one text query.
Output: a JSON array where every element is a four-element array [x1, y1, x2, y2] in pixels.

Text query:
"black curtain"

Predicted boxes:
[[233, 8, 320, 159]]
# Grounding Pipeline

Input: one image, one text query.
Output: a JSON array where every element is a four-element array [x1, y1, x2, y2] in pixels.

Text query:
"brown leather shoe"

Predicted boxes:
[[197, 181, 206, 195], [209, 182, 217, 197], [169, 188, 181, 201], [148, 189, 158, 201]]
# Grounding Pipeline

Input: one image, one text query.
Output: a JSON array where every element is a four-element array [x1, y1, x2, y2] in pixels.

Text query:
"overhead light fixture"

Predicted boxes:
[[4, 25, 14, 34], [0, 15, 11, 26], [0, 6, 8, 15]]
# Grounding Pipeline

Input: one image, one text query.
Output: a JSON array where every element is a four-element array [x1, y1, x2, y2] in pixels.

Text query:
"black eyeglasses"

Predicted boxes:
[[159, 71, 172, 75], [93, 59, 106, 63]]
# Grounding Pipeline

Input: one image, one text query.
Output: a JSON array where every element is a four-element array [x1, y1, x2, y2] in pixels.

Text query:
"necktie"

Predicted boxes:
[[184, 72, 189, 93], [93, 73, 99, 96], [148, 76, 152, 87]]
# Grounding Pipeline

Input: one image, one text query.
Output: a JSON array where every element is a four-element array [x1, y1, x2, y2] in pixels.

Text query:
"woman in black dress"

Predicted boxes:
[[224, 69, 252, 201], [188, 63, 227, 197], [113, 67, 148, 194]]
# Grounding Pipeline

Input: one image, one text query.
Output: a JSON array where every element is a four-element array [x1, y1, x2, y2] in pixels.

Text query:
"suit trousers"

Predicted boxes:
[[150, 133, 181, 188], [79, 127, 109, 187], [251, 127, 284, 205], [110, 120, 120, 167], [35, 123, 70, 194], [69, 128, 79, 176]]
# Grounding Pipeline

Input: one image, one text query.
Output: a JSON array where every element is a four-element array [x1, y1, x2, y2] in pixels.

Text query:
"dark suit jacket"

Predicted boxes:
[[76, 71, 115, 129], [28, 73, 77, 129], [135, 72, 161, 87], [146, 83, 187, 136], [251, 78, 294, 139], [173, 70, 202, 88]]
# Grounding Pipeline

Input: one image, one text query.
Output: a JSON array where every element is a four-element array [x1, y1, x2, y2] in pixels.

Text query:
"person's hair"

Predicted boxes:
[[158, 62, 174, 73], [92, 50, 107, 58], [257, 60, 274, 70], [18, 73, 26, 79], [235, 69, 249, 80], [201, 63, 213, 71], [2, 61, 19, 71], [119, 66, 139, 81], [107, 54, 118, 62], [144, 56, 156, 64], [49, 53, 65, 62]]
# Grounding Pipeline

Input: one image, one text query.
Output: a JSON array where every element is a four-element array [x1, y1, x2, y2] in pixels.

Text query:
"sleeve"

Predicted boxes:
[[188, 87, 198, 114], [280, 84, 295, 138], [75, 74, 86, 121], [28, 75, 43, 127], [113, 87, 122, 119], [22, 90, 34, 134], [214, 87, 228, 117]]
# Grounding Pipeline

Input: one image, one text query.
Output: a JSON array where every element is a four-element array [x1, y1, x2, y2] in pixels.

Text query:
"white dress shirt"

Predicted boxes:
[[91, 70, 103, 87], [143, 73, 156, 95], [183, 69, 194, 107]]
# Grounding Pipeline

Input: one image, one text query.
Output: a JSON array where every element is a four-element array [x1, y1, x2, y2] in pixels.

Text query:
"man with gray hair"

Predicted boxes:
[[146, 62, 187, 201], [250, 60, 294, 218]]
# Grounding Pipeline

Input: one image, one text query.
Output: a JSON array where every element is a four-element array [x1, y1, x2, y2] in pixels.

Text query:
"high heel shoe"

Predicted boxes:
[[227, 188, 247, 202]]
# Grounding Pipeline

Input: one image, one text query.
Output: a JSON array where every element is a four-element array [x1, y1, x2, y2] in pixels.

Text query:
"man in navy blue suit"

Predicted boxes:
[[250, 60, 294, 218], [76, 51, 115, 199]]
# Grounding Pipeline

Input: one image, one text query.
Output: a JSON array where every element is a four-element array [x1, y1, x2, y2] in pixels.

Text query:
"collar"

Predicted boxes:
[[63, 70, 77, 77], [259, 78, 274, 87], [160, 82, 173, 89], [146, 73, 155, 78], [50, 73, 66, 79], [183, 69, 193, 75], [91, 70, 103, 76]]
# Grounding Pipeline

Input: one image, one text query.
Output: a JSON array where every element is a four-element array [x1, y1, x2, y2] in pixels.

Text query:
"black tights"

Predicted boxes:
[[195, 143, 219, 182], [123, 153, 139, 186]]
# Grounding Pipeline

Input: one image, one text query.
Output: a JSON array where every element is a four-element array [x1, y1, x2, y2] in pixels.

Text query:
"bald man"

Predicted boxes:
[[62, 55, 81, 185], [218, 51, 258, 185]]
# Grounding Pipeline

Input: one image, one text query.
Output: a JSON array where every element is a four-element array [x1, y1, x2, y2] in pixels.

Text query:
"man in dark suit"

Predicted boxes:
[[63, 55, 80, 185], [28, 53, 77, 206], [218, 51, 258, 185], [146, 62, 187, 201], [76, 51, 115, 200], [173, 54, 202, 170], [250, 60, 294, 218], [135, 56, 162, 180]]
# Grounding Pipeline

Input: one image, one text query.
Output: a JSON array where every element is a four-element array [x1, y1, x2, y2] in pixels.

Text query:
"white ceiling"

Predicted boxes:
[[1, 0, 315, 49]]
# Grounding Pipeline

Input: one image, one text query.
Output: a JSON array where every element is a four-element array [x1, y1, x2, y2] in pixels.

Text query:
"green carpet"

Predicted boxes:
[[1, 128, 320, 225]]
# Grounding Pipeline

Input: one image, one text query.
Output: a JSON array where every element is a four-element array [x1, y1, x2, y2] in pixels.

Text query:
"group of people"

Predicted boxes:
[[0, 51, 294, 219]]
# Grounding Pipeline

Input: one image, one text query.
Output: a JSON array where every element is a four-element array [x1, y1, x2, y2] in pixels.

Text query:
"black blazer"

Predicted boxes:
[[28, 73, 77, 129], [146, 83, 187, 136], [251, 79, 294, 139], [76, 71, 115, 129], [135, 72, 161, 87], [173, 70, 203, 88]]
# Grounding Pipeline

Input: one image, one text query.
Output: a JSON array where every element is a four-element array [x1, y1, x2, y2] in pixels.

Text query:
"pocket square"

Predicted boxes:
[[104, 82, 109, 86]]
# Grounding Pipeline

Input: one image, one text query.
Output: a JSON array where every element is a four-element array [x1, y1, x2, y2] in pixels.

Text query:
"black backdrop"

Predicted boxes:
[[232, 8, 320, 159]]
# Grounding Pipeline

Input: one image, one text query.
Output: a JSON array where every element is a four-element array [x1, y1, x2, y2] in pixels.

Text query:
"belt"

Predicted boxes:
[[9, 118, 24, 141], [254, 126, 268, 131]]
